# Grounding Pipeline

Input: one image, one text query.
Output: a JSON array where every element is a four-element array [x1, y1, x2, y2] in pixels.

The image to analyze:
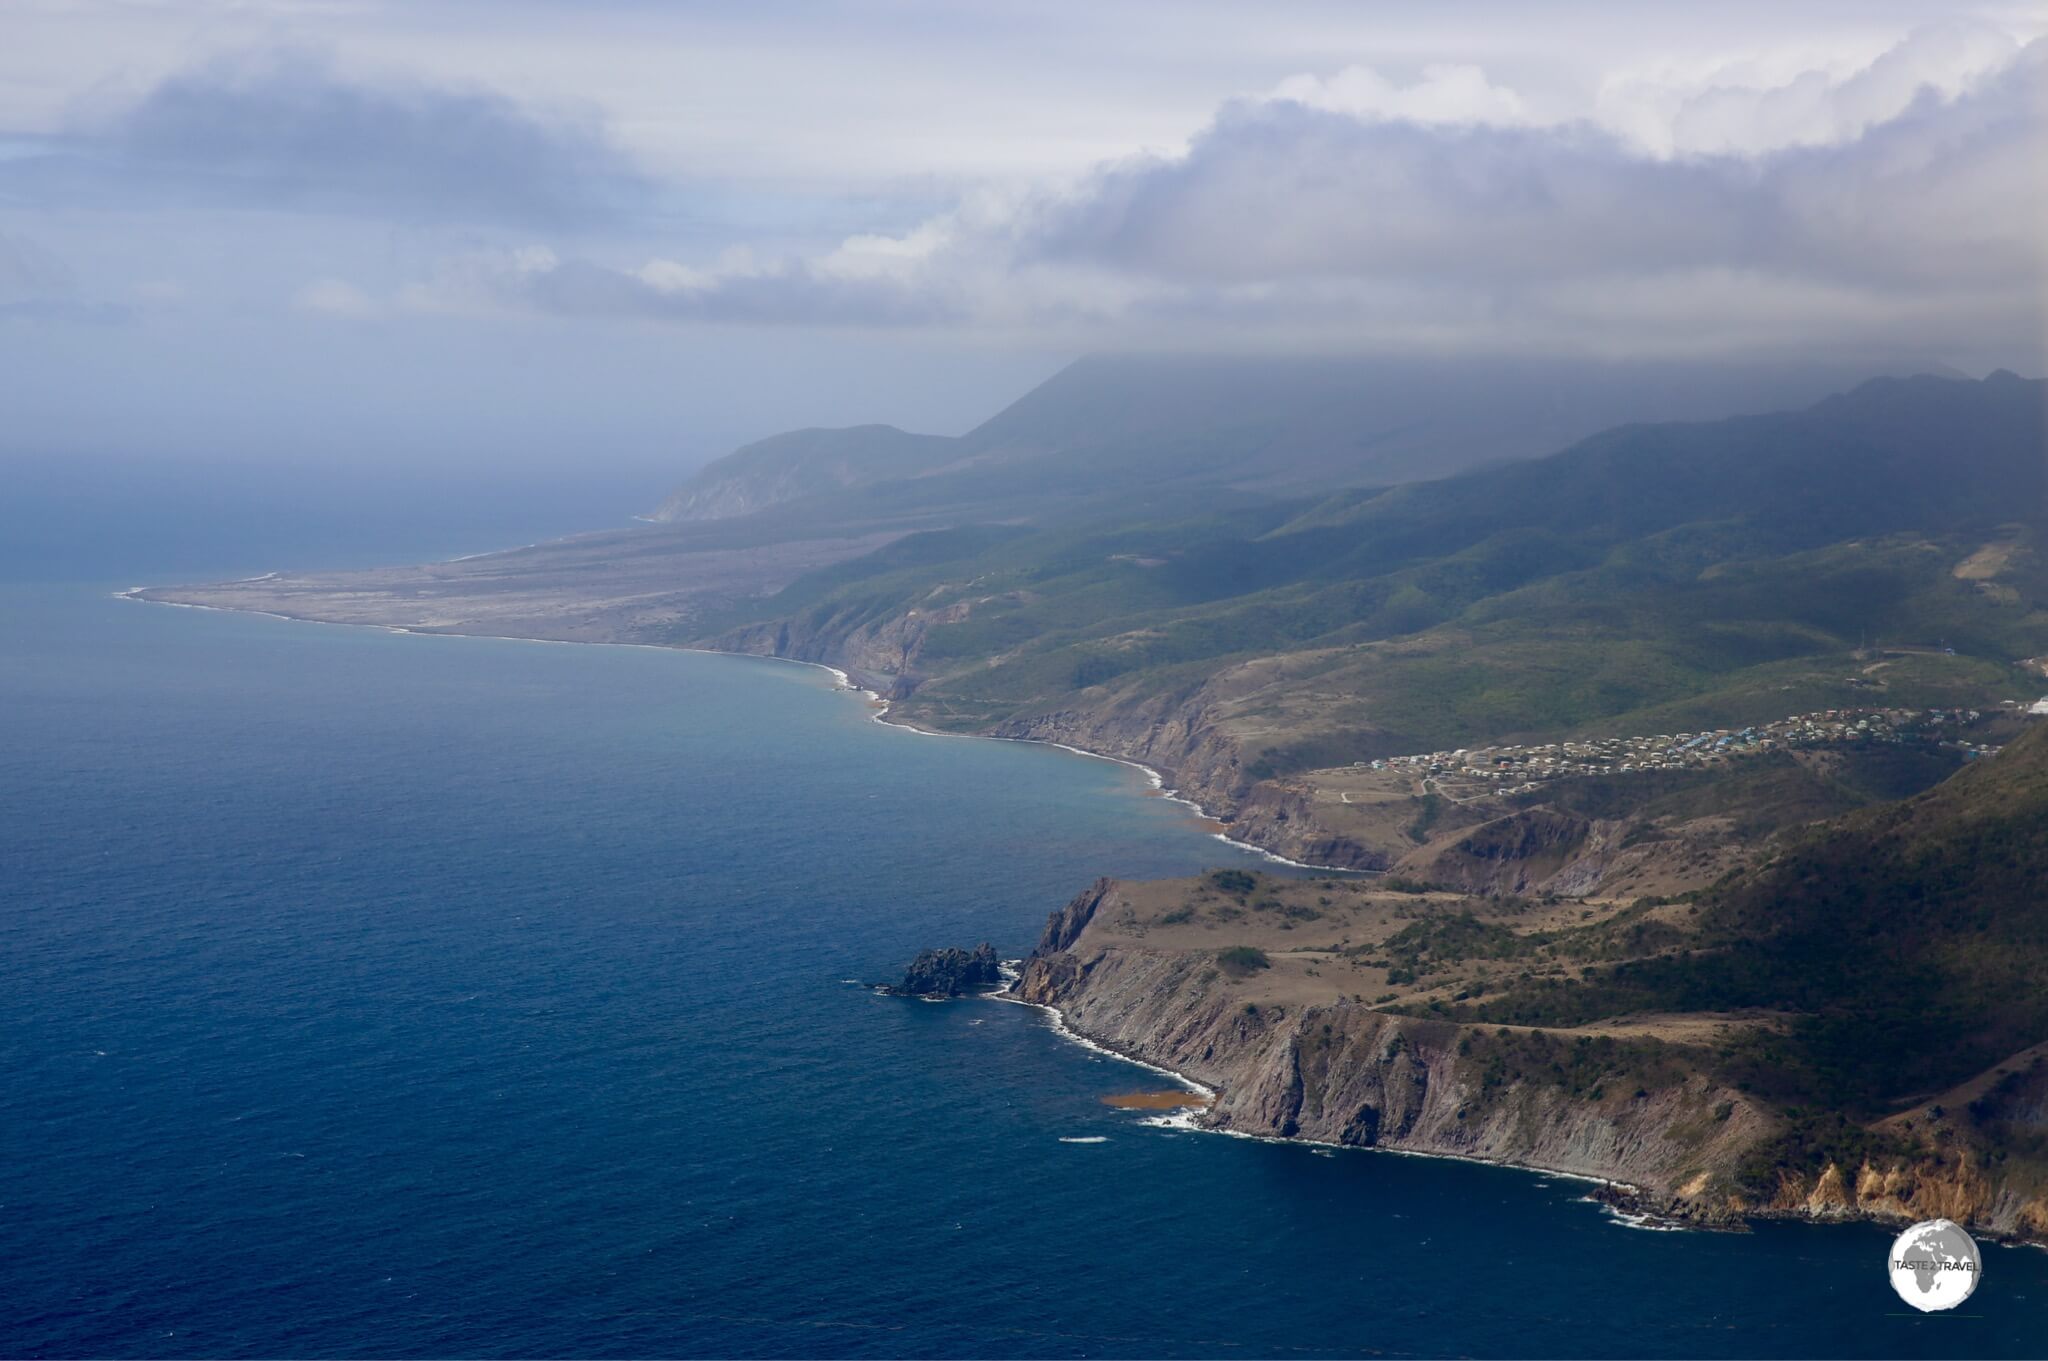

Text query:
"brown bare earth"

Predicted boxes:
[[1953, 533, 2024, 580], [1100, 1091, 1212, 1110], [1065, 872, 1779, 1021]]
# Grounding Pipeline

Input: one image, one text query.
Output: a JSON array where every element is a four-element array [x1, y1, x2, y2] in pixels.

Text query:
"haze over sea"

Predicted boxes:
[[4, 491, 2045, 1358]]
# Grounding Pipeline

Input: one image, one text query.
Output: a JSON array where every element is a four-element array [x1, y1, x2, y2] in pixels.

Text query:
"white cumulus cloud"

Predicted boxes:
[[322, 23, 2042, 367]]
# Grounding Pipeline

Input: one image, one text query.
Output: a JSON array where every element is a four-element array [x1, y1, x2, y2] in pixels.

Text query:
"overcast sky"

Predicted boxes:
[[2, 0, 2043, 481]]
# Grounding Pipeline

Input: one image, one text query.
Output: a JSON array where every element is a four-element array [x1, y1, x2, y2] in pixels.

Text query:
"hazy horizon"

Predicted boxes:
[[3, 0, 2044, 490]]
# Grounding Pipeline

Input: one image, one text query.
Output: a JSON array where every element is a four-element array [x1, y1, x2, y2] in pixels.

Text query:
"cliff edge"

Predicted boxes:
[[1010, 806, 2048, 1242]]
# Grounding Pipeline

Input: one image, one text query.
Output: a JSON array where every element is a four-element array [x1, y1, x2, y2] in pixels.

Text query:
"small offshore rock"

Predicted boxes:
[[886, 943, 1003, 997]]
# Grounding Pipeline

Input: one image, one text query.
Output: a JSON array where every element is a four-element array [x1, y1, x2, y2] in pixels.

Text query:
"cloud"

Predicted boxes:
[[1599, 20, 2025, 156], [399, 241, 970, 327], [1029, 38, 2048, 296], [410, 29, 2043, 360], [1020, 113, 1741, 286], [1266, 63, 1529, 126], [1, 50, 643, 227]]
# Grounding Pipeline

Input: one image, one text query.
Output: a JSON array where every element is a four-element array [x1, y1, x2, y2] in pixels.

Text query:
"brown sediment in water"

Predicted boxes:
[[1136, 786, 1226, 831], [1101, 1090, 1213, 1110]]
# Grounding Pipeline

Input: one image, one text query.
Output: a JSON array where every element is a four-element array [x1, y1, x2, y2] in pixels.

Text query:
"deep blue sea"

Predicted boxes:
[[4, 500, 2046, 1358]]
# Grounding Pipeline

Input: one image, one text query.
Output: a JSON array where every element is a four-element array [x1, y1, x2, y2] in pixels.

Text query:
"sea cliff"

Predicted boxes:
[[1009, 877, 2048, 1243]]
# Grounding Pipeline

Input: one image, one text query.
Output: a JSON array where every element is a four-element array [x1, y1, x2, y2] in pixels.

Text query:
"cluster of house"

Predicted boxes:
[[1358, 706, 1999, 792]]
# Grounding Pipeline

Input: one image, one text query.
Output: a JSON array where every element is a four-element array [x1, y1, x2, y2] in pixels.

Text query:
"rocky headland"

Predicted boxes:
[[1004, 863, 2048, 1245]]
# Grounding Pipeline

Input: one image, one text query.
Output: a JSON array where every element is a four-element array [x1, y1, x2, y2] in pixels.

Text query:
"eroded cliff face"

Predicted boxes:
[[1388, 808, 1754, 899], [1391, 808, 1602, 896], [1008, 880, 2048, 1243], [969, 701, 1392, 869], [1742, 1056, 2048, 1240], [1204, 780, 1394, 870], [1758, 1154, 2048, 1241], [1009, 883, 1768, 1209], [988, 700, 1252, 816]]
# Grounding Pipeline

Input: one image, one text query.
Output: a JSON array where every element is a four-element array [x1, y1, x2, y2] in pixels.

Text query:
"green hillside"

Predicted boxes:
[[1419, 718, 2048, 1184], [692, 373, 2048, 775]]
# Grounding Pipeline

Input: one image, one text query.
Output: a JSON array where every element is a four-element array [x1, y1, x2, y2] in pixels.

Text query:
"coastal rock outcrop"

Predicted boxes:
[[886, 943, 1003, 997], [1036, 879, 1116, 954], [1013, 940, 1765, 1208], [1010, 868, 2048, 1244]]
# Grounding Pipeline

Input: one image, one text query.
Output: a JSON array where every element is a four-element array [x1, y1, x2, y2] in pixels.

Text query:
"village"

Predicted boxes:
[[1359, 705, 2006, 797]]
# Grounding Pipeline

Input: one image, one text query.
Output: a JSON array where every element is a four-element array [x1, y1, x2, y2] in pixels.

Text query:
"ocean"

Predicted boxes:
[[4, 506, 2046, 1357]]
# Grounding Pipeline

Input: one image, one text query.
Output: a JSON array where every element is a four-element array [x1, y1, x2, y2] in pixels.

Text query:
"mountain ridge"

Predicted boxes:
[[649, 353, 1956, 526]]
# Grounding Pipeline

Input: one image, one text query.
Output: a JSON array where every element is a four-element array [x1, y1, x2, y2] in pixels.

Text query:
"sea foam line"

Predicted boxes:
[[990, 985, 1215, 1102], [116, 585, 1326, 870], [989, 977, 1637, 1205], [852, 710, 1329, 871]]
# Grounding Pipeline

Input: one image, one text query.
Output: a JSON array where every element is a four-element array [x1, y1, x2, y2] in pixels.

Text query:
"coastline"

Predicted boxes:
[[857, 710, 1333, 871], [986, 975, 1661, 1223], [999, 930, 2048, 1248], [116, 585, 2048, 1250], [113, 583, 1664, 1220], [990, 983, 1218, 1107], [114, 586, 1329, 871]]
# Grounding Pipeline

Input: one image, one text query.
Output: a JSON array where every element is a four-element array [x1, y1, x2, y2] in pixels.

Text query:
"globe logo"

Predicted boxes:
[[1887, 1218, 1981, 1312]]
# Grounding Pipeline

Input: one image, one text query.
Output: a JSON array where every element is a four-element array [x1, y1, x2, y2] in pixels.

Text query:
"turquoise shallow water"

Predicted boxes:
[[3, 582, 2046, 1359]]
